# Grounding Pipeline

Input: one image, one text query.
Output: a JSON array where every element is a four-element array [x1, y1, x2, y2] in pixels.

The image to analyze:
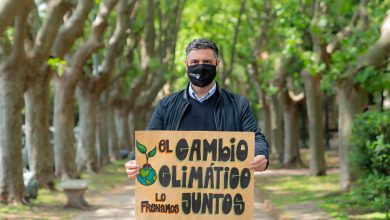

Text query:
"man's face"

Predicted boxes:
[[185, 49, 219, 66]]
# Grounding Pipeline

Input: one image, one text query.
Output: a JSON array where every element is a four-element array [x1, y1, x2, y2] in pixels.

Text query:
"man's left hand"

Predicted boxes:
[[248, 155, 268, 172]]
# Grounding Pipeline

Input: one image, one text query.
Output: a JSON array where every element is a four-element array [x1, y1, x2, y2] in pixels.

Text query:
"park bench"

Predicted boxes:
[[60, 179, 89, 209]]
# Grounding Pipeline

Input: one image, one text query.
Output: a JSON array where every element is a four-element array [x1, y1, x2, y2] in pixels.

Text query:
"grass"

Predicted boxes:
[[256, 173, 389, 220], [0, 159, 129, 220]]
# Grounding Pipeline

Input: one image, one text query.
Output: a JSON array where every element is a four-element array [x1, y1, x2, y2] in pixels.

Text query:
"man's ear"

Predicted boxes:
[[216, 59, 221, 66]]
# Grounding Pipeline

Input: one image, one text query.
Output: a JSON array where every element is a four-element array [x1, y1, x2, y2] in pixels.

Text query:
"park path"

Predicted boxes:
[[74, 170, 337, 220], [74, 177, 275, 220]]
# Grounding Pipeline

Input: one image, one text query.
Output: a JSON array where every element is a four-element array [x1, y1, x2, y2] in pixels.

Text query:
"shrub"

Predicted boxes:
[[350, 111, 390, 176], [350, 111, 390, 211]]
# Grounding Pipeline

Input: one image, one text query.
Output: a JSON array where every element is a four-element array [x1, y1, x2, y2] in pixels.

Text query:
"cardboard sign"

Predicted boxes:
[[135, 131, 254, 220]]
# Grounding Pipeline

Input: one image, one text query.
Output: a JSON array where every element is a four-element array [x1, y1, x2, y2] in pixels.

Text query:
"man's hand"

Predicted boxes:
[[248, 155, 268, 172], [125, 160, 140, 178]]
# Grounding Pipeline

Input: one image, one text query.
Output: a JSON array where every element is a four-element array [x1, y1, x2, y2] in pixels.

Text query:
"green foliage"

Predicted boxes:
[[257, 173, 389, 219], [300, 51, 326, 75], [354, 66, 390, 93], [47, 57, 67, 76], [350, 111, 390, 176], [350, 111, 390, 211], [325, 0, 390, 94], [5, 27, 15, 39], [351, 173, 390, 212]]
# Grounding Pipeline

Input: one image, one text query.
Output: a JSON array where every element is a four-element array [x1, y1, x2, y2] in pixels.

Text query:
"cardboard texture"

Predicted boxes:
[[135, 130, 254, 220]]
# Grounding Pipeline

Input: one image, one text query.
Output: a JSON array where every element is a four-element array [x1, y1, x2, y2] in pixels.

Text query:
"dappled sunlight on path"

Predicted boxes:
[[74, 180, 135, 220], [254, 170, 336, 220]]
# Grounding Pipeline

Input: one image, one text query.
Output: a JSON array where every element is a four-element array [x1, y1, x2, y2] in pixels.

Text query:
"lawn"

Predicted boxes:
[[0, 159, 129, 220], [256, 173, 389, 220]]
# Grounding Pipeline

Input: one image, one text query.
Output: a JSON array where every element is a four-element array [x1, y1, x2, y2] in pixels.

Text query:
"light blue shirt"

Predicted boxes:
[[188, 81, 217, 103]]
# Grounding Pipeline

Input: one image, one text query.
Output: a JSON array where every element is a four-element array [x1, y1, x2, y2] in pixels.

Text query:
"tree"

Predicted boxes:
[[53, 0, 118, 179], [0, 5, 30, 204], [131, 0, 186, 120], [0, 0, 74, 204], [221, 0, 248, 87], [76, 0, 137, 172], [115, 0, 186, 152], [275, 59, 304, 166], [336, 6, 390, 190], [24, 0, 81, 189]]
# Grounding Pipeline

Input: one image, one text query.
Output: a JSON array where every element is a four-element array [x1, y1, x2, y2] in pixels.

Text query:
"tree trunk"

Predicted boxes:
[[96, 93, 110, 167], [115, 106, 130, 154], [133, 106, 151, 131], [280, 91, 301, 166], [269, 94, 284, 161], [128, 111, 135, 153], [107, 104, 119, 160], [337, 80, 364, 190], [246, 63, 271, 147], [24, 73, 54, 189], [53, 77, 79, 180], [0, 74, 25, 204], [302, 72, 326, 176], [259, 95, 272, 142], [75, 86, 99, 173]]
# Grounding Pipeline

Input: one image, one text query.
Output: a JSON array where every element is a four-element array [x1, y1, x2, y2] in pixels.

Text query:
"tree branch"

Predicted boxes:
[[9, 5, 30, 64], [29, 0, 74, 64], [144, 0, 156, 58], [326, 0, 369, 54], [355, 9, 390, 71], [224, 0, 247, 84], [0, 0, 33, 34], [100, 0, 138, 75], [70, 0, 118, 74], [52, 0, 95, 58]]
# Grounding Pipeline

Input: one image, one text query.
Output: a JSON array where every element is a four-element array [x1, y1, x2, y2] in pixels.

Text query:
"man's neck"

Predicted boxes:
[[191, 81, 215, 98]]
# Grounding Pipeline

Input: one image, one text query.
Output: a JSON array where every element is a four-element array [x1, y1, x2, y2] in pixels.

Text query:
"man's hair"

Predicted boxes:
[[185, 38, 219, 59]]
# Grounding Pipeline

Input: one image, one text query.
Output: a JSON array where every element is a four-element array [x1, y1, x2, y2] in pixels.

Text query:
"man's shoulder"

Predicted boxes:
[[157, 89, 185, 106]]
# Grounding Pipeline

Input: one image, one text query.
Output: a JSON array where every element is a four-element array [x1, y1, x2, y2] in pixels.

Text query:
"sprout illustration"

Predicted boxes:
[[136, 141, 157, 186]]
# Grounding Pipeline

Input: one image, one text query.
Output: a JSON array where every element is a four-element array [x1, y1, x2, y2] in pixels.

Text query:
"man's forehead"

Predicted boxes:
[[187, 49, 215, 59]]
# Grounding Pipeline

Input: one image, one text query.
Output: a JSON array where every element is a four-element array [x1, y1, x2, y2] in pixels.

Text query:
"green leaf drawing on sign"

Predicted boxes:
[[148, 146, 157, 158], [136, 141, 147, 154]]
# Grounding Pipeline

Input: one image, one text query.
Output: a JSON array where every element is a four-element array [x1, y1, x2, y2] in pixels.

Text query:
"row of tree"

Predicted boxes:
[[174, 0, 389, 191], [0, 0, 185, 204], [0, 0, 389, 205], [245, 0, 390, 191]]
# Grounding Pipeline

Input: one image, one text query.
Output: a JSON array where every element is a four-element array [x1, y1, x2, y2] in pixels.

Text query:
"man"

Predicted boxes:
[[125, 38, 269, 177]]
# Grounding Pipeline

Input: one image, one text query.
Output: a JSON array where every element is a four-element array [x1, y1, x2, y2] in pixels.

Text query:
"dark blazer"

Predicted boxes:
[[147, 83, 269, 161]]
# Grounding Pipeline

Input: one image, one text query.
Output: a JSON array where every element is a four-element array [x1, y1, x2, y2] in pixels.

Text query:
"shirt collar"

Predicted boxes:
[[188, 81, 217, 103]]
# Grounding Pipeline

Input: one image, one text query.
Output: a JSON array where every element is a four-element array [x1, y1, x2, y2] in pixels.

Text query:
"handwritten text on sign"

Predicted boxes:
[[135, 131, 254, 220]]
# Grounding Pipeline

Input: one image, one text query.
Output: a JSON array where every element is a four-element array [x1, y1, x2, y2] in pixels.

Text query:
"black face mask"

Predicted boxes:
[[187, 64, 217, 87]]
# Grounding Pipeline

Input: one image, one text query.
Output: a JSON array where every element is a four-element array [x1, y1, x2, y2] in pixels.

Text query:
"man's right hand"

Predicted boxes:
[[124, 160, 139, 178]]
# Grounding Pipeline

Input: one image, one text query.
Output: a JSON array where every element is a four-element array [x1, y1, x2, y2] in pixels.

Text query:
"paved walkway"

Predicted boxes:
[[74, 180, 136, 220], [74, 177, 275, 220], [75, 170, 335, 220]]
